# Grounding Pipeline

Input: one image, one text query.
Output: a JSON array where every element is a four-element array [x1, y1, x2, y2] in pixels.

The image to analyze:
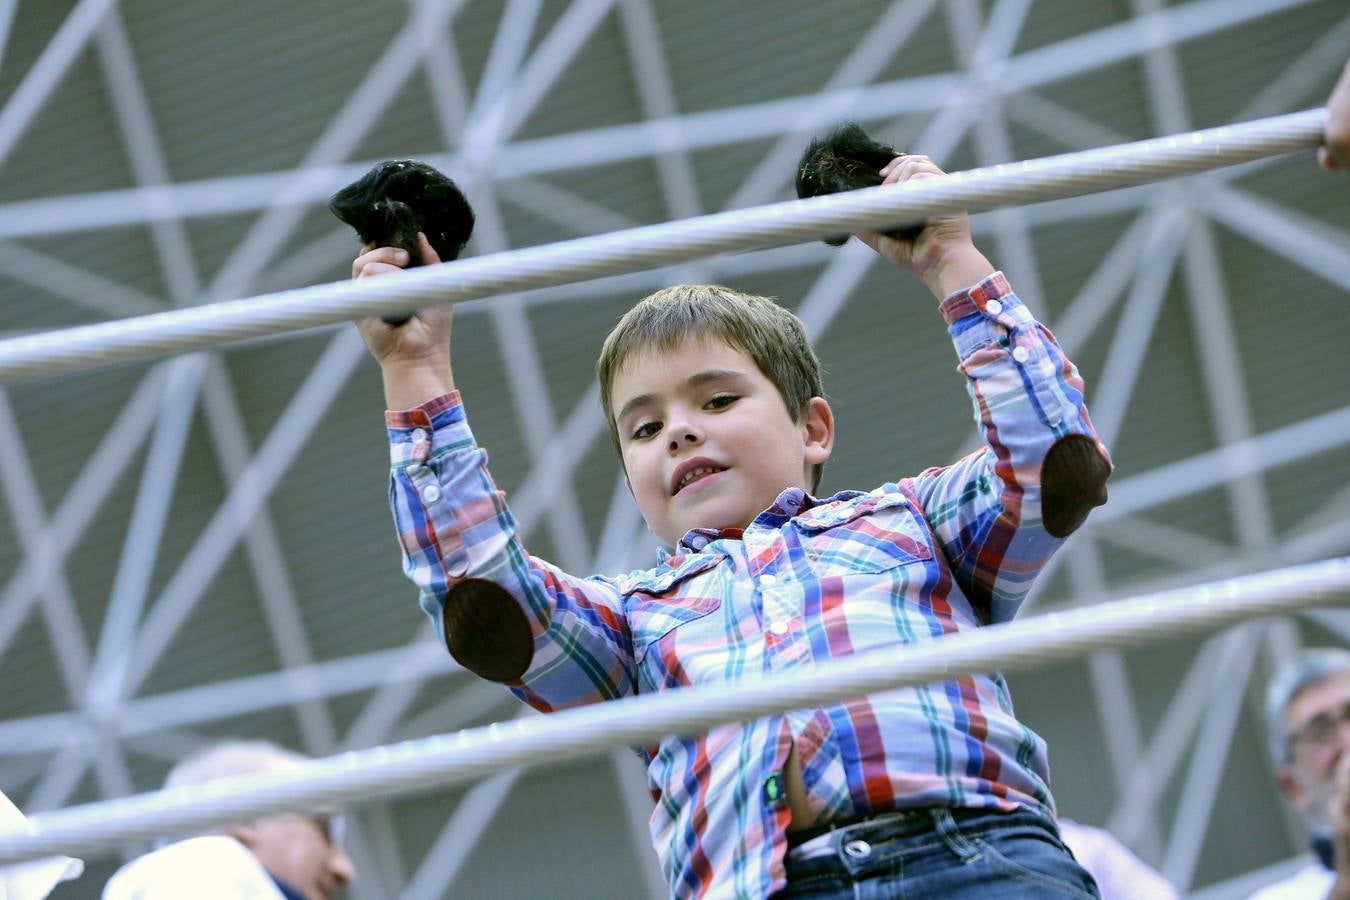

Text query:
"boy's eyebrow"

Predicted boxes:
[[615, 368, 747, 425]]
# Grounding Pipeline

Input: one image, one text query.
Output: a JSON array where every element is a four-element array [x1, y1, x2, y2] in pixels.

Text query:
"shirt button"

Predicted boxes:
[[1012, 346, 1031, 363], [759, 573, 778, 586], [843, 839, 872, 860], [984, 299, 1003, 315], [411, 428, 427, 444], [769, 620, 790, 636], [421, 484, 441, 503]]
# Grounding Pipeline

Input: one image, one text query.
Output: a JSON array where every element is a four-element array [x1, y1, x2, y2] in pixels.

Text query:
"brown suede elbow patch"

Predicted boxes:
[[1041, 434, 1111, 538], [441, 578, 534, 683]]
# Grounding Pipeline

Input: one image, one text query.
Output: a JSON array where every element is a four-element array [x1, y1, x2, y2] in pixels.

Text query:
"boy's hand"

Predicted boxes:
[[856, 155, 995, 300], [354, 233, 453, 365], [353, 232, 457, 408]]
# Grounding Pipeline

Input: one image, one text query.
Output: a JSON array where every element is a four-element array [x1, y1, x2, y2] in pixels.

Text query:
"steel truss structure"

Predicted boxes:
[[0, 0, 1347, 897]]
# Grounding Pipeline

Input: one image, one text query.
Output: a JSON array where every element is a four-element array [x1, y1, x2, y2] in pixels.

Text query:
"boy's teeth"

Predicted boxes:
[[679, 466, 721, 490]]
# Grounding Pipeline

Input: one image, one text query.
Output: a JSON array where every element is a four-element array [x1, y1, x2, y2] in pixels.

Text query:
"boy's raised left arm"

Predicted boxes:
[[858, 155, 1112, 623]]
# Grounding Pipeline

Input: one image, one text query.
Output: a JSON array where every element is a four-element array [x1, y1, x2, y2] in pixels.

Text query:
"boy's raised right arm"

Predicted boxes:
[[355, 236, 639, 710]]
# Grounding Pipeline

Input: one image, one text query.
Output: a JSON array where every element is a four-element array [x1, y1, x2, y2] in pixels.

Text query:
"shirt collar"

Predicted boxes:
[[667, 486, 826, 556]]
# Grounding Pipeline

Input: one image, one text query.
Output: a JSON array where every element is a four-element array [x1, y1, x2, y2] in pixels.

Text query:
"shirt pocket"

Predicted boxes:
[[621, 554, 724, 666], [793, 490, 934, 577]]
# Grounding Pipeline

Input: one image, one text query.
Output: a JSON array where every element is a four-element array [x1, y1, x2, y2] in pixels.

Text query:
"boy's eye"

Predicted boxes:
[[706, 394, 738, 410], [631, 421, 661, 441]]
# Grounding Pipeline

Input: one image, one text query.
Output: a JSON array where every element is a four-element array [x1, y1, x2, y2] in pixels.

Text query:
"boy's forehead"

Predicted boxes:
[[611, 335, 756, 405]]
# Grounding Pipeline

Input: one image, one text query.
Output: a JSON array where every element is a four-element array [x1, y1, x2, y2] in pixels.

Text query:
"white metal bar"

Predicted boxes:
[[721, 0, 940, 211], [3, 557, 1347, 863], [0, 391, 95, 697], [617, 0, 703, 237], [488, 0, 618, 144], [1082, 202, 1186, 444], [0, 107, 1324, 383], [0, 0, 16, 71], [1160, 626, 1259, 889], [1203, 184, 1350, 290], [463, 0, 542, 132], [949, 0, 1044, 305], [0, 390, 137, 810], [206, 0, 466, 304], [198, 361, 341, 752], [1180, 218, 1276, 546], [400, 770, 523, 900], [0, 0, 120, 168], [474, 193, 593, 573], [1005, 91, 1130, 153], [1107, 627, 1250, 843], [25, 746, 93, 815], [94, 8, 203, 305], [1235, 12, 1350, 121], [1064, 545, 1161, 860], [999, 0, 1318, 95], [1097, 514, 1235, 569], [87, 355, 206, 703], [0, 366, 166, 662], [0, 639, 456, 756], [92, 8, 343, 753], [0, 241, 162, 318], [1098, 403, 1350, 522], [117, 332, 369, 700], [0, 0, 1311, 240]]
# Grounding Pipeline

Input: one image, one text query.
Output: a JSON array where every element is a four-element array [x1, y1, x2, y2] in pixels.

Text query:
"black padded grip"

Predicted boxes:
[[796, 122, 925, 247], [329, 160, 475, 325]]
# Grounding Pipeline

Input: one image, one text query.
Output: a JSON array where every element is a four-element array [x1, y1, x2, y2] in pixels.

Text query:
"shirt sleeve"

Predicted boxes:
[[386, 392, 637, 711], [910, 272, 1112, 624]]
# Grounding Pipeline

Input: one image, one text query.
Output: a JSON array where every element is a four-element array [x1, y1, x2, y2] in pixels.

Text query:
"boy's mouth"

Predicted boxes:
[[670, 458, 728, 496]]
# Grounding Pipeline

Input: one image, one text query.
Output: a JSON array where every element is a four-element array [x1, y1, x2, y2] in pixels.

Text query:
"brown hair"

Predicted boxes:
[[597, 284, 826, 492]]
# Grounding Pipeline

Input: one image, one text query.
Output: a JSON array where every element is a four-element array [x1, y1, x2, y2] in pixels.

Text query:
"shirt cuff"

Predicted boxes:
[[938, 271, 1014, 324], [939, 271, 1037, 361], [385, 391, 470, 465]]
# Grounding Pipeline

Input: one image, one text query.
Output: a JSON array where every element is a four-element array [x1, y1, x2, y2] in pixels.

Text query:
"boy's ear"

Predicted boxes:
[[802, 396, 834, 466]]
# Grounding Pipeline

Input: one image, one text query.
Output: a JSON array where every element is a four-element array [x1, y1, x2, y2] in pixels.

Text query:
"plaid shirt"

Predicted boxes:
[[386, 273, 1108, 899]]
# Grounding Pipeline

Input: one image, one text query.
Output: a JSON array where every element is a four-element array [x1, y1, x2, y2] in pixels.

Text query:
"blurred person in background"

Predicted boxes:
[[103, 740, 355, 900], [1251, 649, 1350, 900]]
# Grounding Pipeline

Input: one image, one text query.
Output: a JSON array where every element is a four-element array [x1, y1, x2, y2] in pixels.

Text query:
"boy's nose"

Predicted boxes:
[[668, 430, 701, 452]]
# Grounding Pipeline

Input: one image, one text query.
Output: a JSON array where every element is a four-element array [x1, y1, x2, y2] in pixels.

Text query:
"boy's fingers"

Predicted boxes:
[[880, 156, 945, 186], [351, 247, 410, 279], [416, 232, 443, 267], [354, 261, 407, 281], [878, 155, 905, 177]]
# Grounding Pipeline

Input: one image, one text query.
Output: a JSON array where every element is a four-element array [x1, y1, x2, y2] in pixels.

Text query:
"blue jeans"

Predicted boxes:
[[773, 807, 1100, 899]]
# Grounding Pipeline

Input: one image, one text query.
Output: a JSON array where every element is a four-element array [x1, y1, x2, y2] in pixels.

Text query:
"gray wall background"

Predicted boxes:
[[0, 0, 1348, 897]]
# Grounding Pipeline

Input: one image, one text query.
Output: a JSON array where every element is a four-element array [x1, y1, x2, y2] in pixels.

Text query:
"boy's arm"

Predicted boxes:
[[857, 157, 1112, 623], [357, 237, 637, 710]]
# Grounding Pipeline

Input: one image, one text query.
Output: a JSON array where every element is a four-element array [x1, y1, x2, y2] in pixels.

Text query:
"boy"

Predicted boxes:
[[356, 154, 1110, 898]]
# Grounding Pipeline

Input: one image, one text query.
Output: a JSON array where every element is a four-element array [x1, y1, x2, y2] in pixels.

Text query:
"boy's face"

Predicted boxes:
[[610, 335, 833, 548]]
